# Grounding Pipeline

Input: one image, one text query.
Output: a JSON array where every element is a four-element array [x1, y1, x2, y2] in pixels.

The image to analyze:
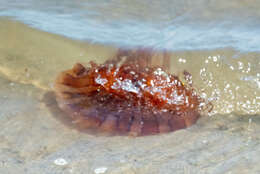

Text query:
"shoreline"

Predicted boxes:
[[0, 17, 259, 115], [0, 17, 260, 174], [0, 17, 117, 90]]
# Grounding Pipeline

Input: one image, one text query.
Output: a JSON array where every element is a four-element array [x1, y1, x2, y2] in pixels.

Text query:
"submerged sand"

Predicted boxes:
[[0, 18, 260, 174]]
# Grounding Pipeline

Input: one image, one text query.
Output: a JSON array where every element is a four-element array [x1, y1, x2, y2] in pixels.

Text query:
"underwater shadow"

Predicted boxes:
[[42, 91, 116, 137]]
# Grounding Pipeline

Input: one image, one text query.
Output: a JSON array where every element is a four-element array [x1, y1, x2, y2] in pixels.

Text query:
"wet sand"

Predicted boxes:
[[0, 18, 117, 90], [0, 18, 260, 174]]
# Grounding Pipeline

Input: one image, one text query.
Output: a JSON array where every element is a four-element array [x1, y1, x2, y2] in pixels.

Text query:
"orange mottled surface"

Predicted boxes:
[[55, 49, 204, 136]]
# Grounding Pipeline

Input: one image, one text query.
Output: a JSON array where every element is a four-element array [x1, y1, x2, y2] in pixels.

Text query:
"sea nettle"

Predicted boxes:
[[55, 49, 207, 136]]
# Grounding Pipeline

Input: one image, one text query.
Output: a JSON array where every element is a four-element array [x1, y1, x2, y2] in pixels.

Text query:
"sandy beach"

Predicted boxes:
[[0, 18, 260, 174]]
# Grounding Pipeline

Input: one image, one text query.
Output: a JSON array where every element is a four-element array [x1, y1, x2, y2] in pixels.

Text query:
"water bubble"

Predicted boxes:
[[202, 140, 208, 144], [225, 83, 230, 89], [94, 167, 107, 174], [238, 61, 244, 70], [201, 92, 207, 99], [54, 158, 68, 166], [212, 56, 218, 62], [178, 58, 186, 63]]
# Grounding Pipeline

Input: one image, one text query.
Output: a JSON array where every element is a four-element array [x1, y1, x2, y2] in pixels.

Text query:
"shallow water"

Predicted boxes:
[[0, 0, 259, 116], [1, 0, 260, 51], [0, 1, 260, 173]]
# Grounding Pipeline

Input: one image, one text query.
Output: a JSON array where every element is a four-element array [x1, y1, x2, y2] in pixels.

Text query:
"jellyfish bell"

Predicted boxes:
[[54, 49, 208, 136]]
